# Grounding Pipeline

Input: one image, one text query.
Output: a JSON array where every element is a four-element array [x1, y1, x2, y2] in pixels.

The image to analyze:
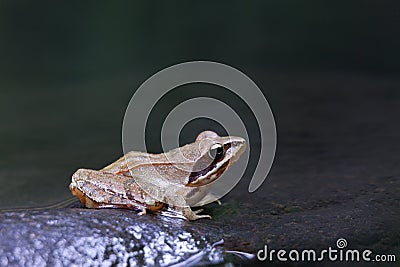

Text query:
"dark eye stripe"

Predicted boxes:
[[188, 143, 232, 184], [187, 160, 230, 186]]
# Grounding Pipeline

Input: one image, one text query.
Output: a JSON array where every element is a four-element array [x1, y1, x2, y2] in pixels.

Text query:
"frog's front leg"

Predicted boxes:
[[165, 194, 211, 220]]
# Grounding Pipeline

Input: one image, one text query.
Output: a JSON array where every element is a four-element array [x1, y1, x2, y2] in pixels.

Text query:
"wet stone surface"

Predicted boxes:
[[0, 208, 224, 266]]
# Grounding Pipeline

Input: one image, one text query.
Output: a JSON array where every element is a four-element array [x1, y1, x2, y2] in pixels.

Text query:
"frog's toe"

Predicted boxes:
[[138, 207, 147, 216], [193, 214, 212, 220], [193, 208, 204, 214]]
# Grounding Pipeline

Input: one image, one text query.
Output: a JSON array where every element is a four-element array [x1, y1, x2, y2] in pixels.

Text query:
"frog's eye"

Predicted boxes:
[[209, 143, 224, 161]]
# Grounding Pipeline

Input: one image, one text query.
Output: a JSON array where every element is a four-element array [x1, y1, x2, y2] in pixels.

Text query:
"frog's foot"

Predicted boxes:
[[138, 207, 147, 216], [182, 207, 212, 221]]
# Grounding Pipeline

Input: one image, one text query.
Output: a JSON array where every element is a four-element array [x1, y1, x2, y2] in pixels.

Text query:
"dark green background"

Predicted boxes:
[[1, 1, 399, 85], [0, 1, 399, 210]]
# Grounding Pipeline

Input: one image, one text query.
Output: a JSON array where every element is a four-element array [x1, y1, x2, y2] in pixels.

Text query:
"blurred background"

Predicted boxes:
[[0, 1, 399, 211]]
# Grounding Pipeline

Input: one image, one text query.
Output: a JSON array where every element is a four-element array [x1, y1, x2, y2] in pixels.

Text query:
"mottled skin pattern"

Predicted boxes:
[[69, 131, 246, 220]]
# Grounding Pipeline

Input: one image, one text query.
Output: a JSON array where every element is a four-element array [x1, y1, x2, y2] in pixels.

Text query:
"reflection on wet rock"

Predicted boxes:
[[0, 208, 224, 266]]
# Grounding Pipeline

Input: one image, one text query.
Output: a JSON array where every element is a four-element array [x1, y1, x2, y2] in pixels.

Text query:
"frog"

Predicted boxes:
[[69, 131, 246, 220]]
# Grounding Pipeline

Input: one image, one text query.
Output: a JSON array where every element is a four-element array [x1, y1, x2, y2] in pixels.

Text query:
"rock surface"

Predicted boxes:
[[0, 208, 224, 266]]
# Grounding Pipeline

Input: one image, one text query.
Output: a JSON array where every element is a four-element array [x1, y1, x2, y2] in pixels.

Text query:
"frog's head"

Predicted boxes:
[[185, 131, 246, 187]]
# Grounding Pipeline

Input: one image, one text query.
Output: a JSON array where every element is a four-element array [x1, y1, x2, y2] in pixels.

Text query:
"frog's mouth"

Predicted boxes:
[[187, 160, 230, 186]]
